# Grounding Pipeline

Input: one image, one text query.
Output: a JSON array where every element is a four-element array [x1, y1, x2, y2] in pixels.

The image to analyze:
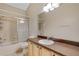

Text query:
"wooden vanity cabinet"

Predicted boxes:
[[28, 41, 33, 56], [54, 53, 62, 56], [28, 41, 40, 56], [32, 43, 40, 56], [40, 47, 53, 56], [28, 41, 61, 56]]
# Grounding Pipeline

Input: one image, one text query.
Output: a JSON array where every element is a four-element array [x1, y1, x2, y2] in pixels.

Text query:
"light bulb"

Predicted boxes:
[[52, 3, 60, 8], [43, 3, 60, 13], [43, 6, 49, 12], [46, 3, 52, 9], [50, 7, 54, 11]]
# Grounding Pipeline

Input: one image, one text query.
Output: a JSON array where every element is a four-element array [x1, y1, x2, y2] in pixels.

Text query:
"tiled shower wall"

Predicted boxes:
[[0, 16, 18, 44]]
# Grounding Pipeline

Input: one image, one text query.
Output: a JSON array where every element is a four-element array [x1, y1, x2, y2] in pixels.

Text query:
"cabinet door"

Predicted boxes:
[[40, 47, 52, 56], [28, 41, 33, 56], [51, 51, 55, 56], [32, 43, 40, 56]]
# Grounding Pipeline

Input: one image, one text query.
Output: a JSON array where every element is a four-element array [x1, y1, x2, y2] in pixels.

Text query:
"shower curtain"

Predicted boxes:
[[17, 20, 29, 42]]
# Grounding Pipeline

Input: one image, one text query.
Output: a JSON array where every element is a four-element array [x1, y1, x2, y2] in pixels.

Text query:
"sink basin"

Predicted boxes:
[[38, 39, 55, 45]]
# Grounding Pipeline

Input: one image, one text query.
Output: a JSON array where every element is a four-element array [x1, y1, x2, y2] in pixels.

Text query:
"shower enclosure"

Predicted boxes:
[[17, 19, 29, 42], [0, 16, 18, 45], [0, 15, 29, 45]]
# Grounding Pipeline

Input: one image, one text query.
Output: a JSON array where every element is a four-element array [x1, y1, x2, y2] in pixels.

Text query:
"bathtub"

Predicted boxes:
[[0, 42, 28, 56]]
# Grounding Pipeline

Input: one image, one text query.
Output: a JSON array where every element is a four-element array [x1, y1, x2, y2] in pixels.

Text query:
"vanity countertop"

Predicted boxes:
[[28, 38, 79, 56]]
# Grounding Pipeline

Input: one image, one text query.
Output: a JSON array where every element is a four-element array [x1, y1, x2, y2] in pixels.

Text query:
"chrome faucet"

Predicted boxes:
[[47, 36, 51, 40]]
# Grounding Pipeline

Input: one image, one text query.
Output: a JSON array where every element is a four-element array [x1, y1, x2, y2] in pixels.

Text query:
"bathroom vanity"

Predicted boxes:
[[27, 38, 79, 56]]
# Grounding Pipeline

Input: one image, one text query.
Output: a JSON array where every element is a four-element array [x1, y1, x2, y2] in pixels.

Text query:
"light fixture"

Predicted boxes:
[[52, 3, 60, 8], [46, 3, 52, 9], [17, 18, 25, 23], [50, 7, 54, 11], [20, 20, 24, 23], [43, 3, 60, 12], [43, 6, 49, 12]]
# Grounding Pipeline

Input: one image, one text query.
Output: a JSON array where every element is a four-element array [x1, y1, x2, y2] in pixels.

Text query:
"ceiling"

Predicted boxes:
[[7, 3, 29, 11]]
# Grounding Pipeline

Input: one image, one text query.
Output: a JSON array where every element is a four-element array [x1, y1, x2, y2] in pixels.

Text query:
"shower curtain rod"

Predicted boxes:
[[0, 14, 30, 20], [0, 9, 30, 20], [0, 9, 29, 18]]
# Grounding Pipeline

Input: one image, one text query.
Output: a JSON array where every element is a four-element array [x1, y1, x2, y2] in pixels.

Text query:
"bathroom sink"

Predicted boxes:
[[38, 39, 55, 45]]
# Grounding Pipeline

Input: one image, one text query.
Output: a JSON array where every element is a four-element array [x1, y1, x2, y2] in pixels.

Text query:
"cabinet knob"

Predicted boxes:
[[37, 46, 39, 48], [39, 47, 42, 49]]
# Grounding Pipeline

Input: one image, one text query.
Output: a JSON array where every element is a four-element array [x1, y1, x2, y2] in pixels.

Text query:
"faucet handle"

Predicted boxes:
[[0, 37, 2, 40], [47, 36, 53, 40]]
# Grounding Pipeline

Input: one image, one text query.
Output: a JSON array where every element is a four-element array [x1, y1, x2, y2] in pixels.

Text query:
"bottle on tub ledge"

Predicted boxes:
[[28, 36, 37, 39]]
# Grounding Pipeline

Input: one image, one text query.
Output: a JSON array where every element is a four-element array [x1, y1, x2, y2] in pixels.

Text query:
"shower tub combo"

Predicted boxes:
[[0, 42, 28, 56]]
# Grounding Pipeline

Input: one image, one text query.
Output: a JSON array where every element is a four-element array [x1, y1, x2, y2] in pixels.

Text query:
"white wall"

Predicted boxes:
[[39, 3, 79, 42]]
